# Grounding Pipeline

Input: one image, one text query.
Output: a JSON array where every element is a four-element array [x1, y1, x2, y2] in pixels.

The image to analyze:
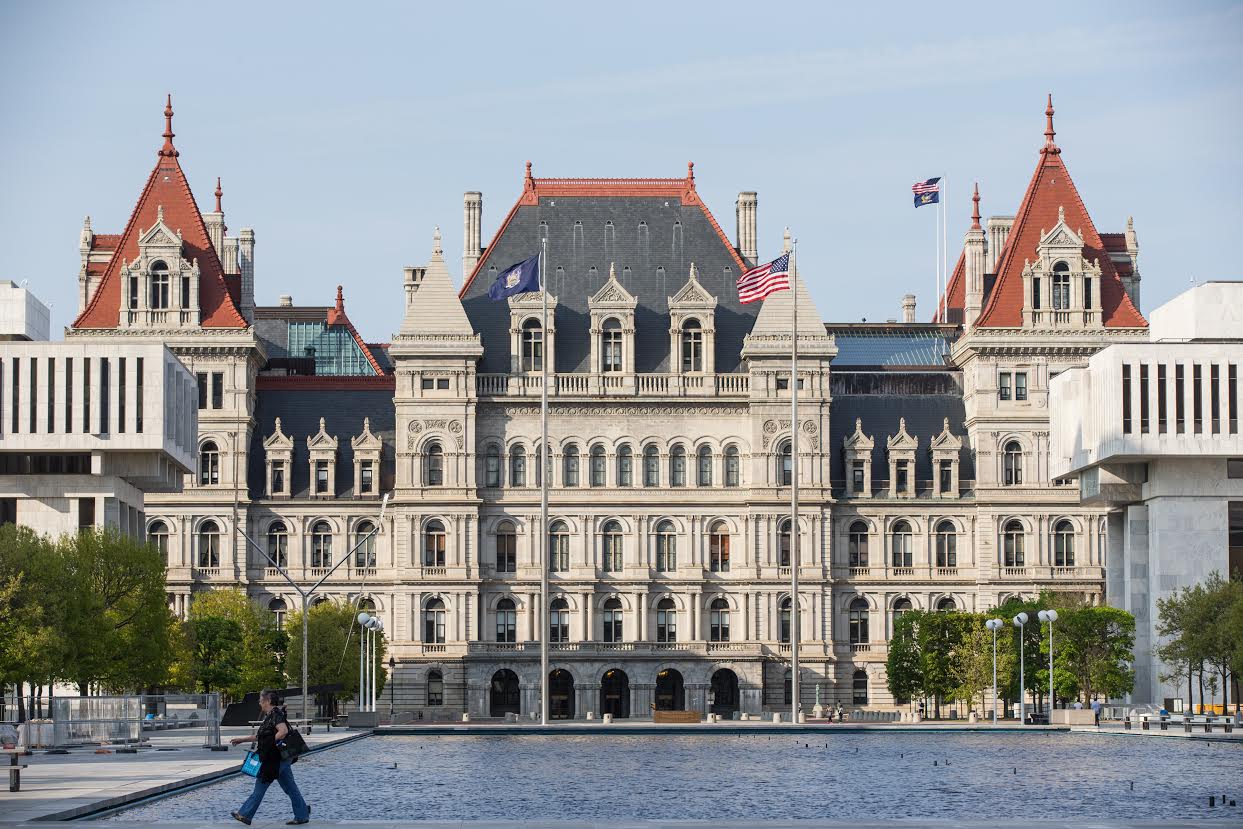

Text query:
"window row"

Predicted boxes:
[[3, 355, 145, 436], [149, 519, 381, 570], [478, 443, 743, 489], [844, 517, 1082, 568], [517, 317, 708, 374], [1121, 361, 1238, 437]]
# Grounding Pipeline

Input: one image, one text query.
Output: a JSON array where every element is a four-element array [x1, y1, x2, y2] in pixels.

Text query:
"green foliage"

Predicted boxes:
[[1055, 606, 1135, 701], [885, 612, 923, 704], [1156, 572, 1243, 711], [0, 527, 62, 692], [285, 600, 386, 702], [188, 615, 245, 694], [180, 589, 286, 701]]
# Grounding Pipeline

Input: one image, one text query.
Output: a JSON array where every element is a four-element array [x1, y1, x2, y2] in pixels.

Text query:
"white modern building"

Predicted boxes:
[[1050, 281, 1243, 705], [0, 280, 51, 342]]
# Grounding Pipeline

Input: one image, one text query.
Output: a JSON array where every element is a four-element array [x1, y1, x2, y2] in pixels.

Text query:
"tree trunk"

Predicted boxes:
[[16, 682, 27, 724], [1198, 664, 1205, 714]]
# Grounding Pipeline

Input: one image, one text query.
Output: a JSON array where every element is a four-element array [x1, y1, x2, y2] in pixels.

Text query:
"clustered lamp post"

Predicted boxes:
[[1038, 609, 1058, 718], [985, 618, 1004, 724], [1013, 612, 1029, 724], [356, 612, 384, 713], [388, 656, 396, 721]]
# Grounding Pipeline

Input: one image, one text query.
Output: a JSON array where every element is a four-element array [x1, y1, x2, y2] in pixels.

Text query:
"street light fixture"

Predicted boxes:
[[1038, 609, 1058, 719], [388, 656, 397, 721], [985, 618, 1004, 724], [1013, 612, 1029, 724]]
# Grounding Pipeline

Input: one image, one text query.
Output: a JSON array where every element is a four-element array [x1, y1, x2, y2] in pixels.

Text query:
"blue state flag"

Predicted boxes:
[[488, 253, 542, 300], [912, 176, 941, 208]]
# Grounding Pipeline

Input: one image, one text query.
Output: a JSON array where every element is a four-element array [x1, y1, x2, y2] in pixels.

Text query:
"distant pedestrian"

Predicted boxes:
[[1090, 699, 1101, 725], [1071, 700, 1084, 710], [230, 690, 310, 826], [835, 703, 844, 722]]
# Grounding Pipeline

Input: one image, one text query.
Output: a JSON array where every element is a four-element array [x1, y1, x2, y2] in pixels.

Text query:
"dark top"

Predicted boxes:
[[256, 706, 287, 782]]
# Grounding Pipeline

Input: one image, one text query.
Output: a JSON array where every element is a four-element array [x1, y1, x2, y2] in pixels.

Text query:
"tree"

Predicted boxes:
[[182, 589, 286, 701], [0, 525, 66, 718], [886, 612, 923, 705], [188, 615, 245, 695], [285, 601, 386, 711], [1055, 606, 1135, 702], [951, 616, 996, 712]]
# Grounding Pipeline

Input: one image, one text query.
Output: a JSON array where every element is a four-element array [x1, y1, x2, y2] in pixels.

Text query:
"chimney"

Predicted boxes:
[[1123, 216, 1141, 311], [735, 192, 758, 266], [278, 294, 293, 307], [964, 186, 988, 330], [462, 192, 482, 279], [985, 215, 1014, 273], [900, 294, 916, 323], [237, 228, 256, 323]]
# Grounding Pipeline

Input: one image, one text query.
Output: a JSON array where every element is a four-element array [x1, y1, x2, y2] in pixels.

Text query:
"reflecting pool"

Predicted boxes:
[[107, 732, 1243, 822]]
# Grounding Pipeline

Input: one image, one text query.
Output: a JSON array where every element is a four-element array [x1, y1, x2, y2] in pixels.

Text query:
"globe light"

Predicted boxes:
[[357, 611, 371, 625], [1013, 612, 1029, 627]]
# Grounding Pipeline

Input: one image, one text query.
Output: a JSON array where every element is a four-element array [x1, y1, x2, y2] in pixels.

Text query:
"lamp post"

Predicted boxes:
[[1038, 609, 1058, 719], [985, 618, 1004, 724], [1013, 612, 1029, 724], [388, 656, 396, 721], [357, 612, 371, 713]]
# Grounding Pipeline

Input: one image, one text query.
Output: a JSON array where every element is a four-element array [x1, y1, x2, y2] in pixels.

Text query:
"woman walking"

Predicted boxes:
[[230, 690, 310, 825]]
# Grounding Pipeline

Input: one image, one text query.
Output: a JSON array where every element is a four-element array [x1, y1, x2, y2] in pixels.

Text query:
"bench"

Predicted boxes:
[[5, 751, 29, 792], [652, 711, 701, 724]]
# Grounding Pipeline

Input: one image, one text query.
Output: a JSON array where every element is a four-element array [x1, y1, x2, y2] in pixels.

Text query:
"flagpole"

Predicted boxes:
[[933, 185, 940, 323], [789, 238, 800, 726], [941, 177, 948, 322], [539, 237, 550, 727]]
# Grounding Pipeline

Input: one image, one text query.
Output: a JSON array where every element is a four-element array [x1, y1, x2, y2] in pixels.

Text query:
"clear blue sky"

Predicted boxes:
[[2, 1, 1240, 338]]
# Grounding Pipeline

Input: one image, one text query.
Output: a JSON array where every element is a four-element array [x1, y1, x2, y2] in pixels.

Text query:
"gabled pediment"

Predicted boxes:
[[137, 206, 183, 251], [842, 418, 874, 451], [1038, 207, 1084, 251], [668, 263, 718, 309], [887, 417, 918, 452], [264, 417, 293, 451], [930, 417, 962, 451], [306, 417, 338, 452], [589, 263, 637, 309], [351, 417, 383, 452], [508, 289, 558, 310]]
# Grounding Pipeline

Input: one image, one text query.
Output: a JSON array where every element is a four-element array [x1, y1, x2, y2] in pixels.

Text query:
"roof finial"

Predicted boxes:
[[157, 204, 164, 224], [432, 225, 442, 255], [525, 160, 533, 184], [687, 161, 695, 183], [971, 182, 981, 229], [335, 284, 344, 312], [608, 261, 617, 281], [160, 94, 178, 158], [689, 261, 699, 281], [1041, 93, 1060, 155], [214, 177, 223, 213]]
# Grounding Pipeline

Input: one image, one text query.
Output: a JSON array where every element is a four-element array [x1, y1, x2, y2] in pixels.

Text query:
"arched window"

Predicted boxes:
[[148, 520, 170, 557], [521, 318, 543, 372], [656, 597, 677, 643], [710, 597, 730, 642], [423, 519, 446, 567], [602, 318, 623, 373], [893, 597, 913, 627], [643, 444, 660, 487], [534, 445, 545, 487], [602, 597, 623, 642], [602, 520, 623, 572], [589, 444, 606, 487], [936, 597, 956, 612], [563, 444, 580, 487], [495, 521, 516, 573], [549, 520, 569, 572], [935, 520, 957, 568], [354, 520, 376, 569], [848, 521, 869, 568], [783, 668, 793, 705], [423, 598, 446, 643], [1053, 519, 1075, 567], [1003, 441, 1023, 486], [778, 440, 792, 486], [1098, 520, 1108, 562], [1003, 520, 1025, 567], [724, 444, 740, 487], [848, 597, 869, 645], [266, 521, 288, 568], [681, 318, 703, 373], [197, 520, 220, 568], [669, 444, 687, 487], [779, 518, 793, 568], [510, 445, 526, 487], [709, 521, 730, 572], [617, 444, 633, 487], [655, 520, 676, 571], [549, 597, 570, 642], [696, 445, 712, 486], [199, 441, 219, 486], [426, 670, 444, 706], [310, 521, 332, 568], [485, 444, 501, 488], [891, 520, 913, 568], [495, 598, 516, 643], [1052, 261, 1071, 310], [268, 597, 287, 629], [425, 442, 444, 487], [149, 261, 171, 310], [779, 597, 792, 643], [853, 669, 869, 704]]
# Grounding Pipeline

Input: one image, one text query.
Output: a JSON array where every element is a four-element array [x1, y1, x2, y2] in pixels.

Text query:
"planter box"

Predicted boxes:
[[1050, 709, 1096, 725]]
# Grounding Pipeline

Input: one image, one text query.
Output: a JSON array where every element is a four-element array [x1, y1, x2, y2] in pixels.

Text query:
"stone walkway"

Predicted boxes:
[[0, 820, 1226, 828]]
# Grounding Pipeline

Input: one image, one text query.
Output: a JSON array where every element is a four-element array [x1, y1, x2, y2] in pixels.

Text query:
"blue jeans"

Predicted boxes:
[[238, 760, 308, 821]]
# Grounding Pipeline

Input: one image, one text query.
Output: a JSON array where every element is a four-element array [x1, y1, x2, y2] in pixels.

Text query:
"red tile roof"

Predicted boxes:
[[460, 161, 744, 296], [91, 234, 121, 252], [73, 98, 247, 330], [1099, 232, 1127, 253], [936, 250, 966, 323]]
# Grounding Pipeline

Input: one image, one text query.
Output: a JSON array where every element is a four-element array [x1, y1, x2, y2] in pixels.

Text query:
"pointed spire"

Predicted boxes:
[[160, 94, 178, 158], [214, 177, 223, 213], [971, 183, 981, 229], [1041, 93, 1060, 155], [335, 285, 344, 312]]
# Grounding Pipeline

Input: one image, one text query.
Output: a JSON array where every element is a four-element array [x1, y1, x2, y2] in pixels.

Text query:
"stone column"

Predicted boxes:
[[687, 683, 708, 715], [584, 591, 594, 641], [632, 683, 655, 717]]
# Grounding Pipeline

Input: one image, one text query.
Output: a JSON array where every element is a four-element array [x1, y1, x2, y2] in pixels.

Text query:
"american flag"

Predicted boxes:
[[912, 176, 941, 207], [736, 253, 790, 304]]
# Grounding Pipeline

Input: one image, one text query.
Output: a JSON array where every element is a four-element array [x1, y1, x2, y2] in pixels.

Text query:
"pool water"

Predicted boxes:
[[106, 732, 1243, 823]]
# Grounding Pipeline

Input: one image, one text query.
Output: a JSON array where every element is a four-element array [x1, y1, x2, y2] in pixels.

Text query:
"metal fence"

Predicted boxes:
[[49, 694, 220, 748]]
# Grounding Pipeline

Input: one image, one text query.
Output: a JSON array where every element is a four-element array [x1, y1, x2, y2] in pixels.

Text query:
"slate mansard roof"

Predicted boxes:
[[459, 164, 756, 374]]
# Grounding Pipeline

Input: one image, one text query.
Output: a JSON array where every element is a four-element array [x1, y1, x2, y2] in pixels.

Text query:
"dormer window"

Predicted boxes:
[[1052, 262, 1071, 310], [315, 461, 330, 493], [351, 417, 383, 497], [360, 461, 374, 494], [150, 261, 170, 309], [681, 319, 703, 372], [128, 275, 139, 310], [521, 319, 543, 372], [306, 417, 338, 497], [272, 460, 286, 493], [602, 319, 623, 372]]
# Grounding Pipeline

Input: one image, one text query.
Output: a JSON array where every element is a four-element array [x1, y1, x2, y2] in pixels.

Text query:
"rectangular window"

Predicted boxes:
[[272, 460, 286, 494], [1228, 459, 1243, 479], [197, 372, 208, 410], [1157, 364, 1167, 433], [135, 357, 144, 433], [1211, 364, 1221, 434], [99, 358, 110, 434], [181, 275, 191, 308], [895, 460, 909, 493], [1015, 372, 1028, 402], [0, 498, 15, 527], [1083, 276, 1092, 309], [852, 461, 864, 493], [421, 378, 434, 390], [360, 460, 374, 493], [11, 357, 20, 434], [78, 497, 95, 531], [47, 358, 55, 434], [64, 357, 73, 433], [211, 372, 223, 410], [118, 358, 126, 434], [436, 378, 449, 390], [29, 357, 37, 433], [128, 275, 138, 310], [83, 358, 91, 433], [316, 460, 329, 494], [775, 376, 803, 391], [1175, 363, 1185, 434], [1193, 364, 1203, 433], [1139, 364, 1149, 434], [1231, 502, 1243, 583], [1121, 363, 1132, 434], [1230, 364, 1239, 435], [939, 460, 953, 494], [1032, 277, 1041, 310], [999, 372, 1011, 401]]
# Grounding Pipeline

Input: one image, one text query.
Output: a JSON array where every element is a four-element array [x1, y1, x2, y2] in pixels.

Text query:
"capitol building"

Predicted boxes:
[[62, 96, 1149, 719]]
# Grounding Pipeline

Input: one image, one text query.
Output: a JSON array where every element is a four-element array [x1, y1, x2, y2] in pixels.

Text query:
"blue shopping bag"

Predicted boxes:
[[240, 750, 261, 778]]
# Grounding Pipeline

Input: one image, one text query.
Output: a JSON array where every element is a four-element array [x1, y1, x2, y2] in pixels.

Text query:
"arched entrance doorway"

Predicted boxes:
[[654, 668, 684, 711], [600, 669, 629, 718], [549, 669, 575, 719], [489, 669, 520, 717], [710, 668, 740, 717]]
